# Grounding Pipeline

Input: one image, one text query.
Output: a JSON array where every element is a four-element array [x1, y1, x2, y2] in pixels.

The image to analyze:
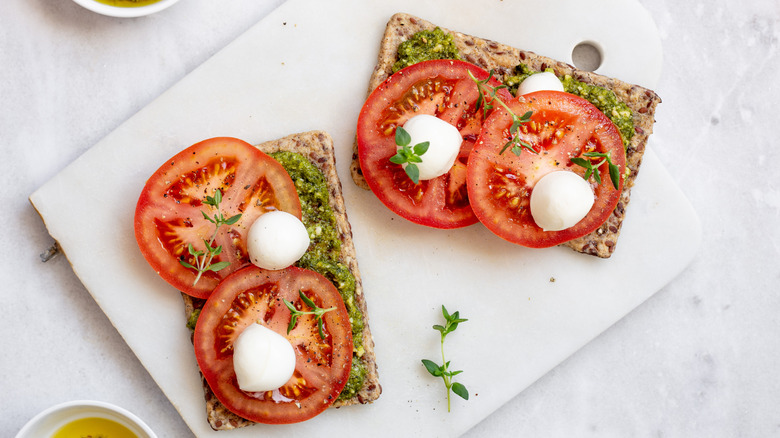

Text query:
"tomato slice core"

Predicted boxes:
[[134, 137, 301, 298], [193, 266, 353, 424], [357, 59, 511, 229], [467, 91, 626, 247]]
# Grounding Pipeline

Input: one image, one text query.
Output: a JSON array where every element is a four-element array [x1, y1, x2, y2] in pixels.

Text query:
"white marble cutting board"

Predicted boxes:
[[29, 0, 699, 436]]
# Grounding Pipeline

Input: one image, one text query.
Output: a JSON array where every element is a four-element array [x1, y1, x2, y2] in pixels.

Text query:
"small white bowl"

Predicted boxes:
[[72, 0, 181, 18], [15, 400, 157, 438]]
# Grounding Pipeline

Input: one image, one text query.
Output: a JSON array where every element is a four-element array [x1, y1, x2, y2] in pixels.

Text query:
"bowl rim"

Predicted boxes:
[[15, 399, 157, 438], [71, 0, 181, 18]]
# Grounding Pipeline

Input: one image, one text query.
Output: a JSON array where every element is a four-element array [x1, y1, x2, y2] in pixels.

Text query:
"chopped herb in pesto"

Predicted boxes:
[[393, 27, 460, 73], [505, 64, 635, 149], [186, 308, 201, 332], [270, 151, 367, 401], [503, 63, 536, 93], [338, 359, 368, 401]]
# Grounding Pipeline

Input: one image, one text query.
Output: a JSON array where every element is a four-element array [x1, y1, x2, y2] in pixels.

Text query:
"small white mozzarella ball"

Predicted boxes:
[[517, 72, 564, 95], [530, 171, 595, 231], [233, 323, 296, 392], [401, 114, 462, 180], [247, 210, 310, 270]]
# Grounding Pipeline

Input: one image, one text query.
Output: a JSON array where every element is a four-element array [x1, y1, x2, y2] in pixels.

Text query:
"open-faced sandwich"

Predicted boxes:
[[352, 13, 662, 258], [134, 131, 380, 430]]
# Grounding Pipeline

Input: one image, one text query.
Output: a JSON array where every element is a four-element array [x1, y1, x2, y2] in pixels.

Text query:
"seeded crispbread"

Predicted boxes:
[[350, 13, 662, 258], [183, 130, 380, 430]]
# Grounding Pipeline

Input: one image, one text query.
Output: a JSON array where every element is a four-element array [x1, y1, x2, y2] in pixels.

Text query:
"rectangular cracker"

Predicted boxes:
[[183, 130, 380, 430], [350, 13, 662, 258]]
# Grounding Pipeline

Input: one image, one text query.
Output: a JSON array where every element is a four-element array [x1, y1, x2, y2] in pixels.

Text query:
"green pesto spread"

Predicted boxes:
[[270, 151, 366, 401], [392, 27, 460, 73], [505, 64, 634, 149]]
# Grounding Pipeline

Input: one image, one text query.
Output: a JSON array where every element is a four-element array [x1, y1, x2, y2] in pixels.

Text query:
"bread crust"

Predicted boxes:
[[184, 130, 380, 430], [351, 13, 662, 258]]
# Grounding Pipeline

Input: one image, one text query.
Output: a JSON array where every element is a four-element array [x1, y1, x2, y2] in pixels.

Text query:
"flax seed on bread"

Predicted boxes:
[[351, 13, 661, 258], [184, 131, 380, 430]]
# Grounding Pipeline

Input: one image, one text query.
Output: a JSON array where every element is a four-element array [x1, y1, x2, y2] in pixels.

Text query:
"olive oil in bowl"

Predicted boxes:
[[93, 0, 162, 7], [52, 416, 138, 438]]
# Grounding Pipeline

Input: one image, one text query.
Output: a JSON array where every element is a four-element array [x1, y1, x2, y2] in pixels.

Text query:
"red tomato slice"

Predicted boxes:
[[134, 137, 301, 299], [356, 59, 512, 229], [193, 266, 353, 424], [467, 91, 625, 248]]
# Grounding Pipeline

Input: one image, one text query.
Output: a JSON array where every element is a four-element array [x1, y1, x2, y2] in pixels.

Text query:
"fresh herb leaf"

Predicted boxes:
[[469, 70, 536, 157], [207, 261, 231, 272], [451, 382, 469, 401], [608, 160, 621, 190], [395, 123, 412, 146], [421, 305, 469, 412], [571, 151, 620, 189], [422, 359, 442, 376], [391, 126, 429, 184], [284, 290, 336, 340], [179, 189, 242, 286]]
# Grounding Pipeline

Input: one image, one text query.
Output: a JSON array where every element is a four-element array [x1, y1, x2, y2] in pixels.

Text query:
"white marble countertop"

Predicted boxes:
[[3, 0, 779, 437]]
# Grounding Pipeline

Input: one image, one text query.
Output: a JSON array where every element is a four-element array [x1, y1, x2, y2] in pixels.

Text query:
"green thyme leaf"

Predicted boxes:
[[405, 164, 420, 184], [469, 70, 536, 157], [609, 163, 620, 189], [413, 141, 430, 156], [396, 125, 411, 146], [422, 305, 469, 412], [570, 157, 591, 169], [207, 261, 230, 272], [389, 154, 406, 165], [288, 314, 298, 334], [284, 291, 335, 339], [179, 189, 242, 286], [391, 127, 429, 184], [186, 243, 203, 257], [422, 359, 441, 376], [571, 151, 620, 189], [225, 214, 242, 225], [451, 382, 469, 400], [299, 291, 317, 308]]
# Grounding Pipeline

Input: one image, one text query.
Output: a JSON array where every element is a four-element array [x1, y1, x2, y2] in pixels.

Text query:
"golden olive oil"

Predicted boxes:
[[93, 0, 163, 7], [52, 416, 138, 438]]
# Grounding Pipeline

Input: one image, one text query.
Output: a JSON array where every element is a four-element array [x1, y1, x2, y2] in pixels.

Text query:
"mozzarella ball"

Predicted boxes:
[[233, 323, 296, 392], [401, 114, 462, 180], [247, 210, 310, 270], [530, 171, 595, 231], [517, 72, 564, 95]]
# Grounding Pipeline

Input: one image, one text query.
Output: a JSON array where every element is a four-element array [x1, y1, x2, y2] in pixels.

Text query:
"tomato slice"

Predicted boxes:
[[467, 91, 626, 248], [356, 59, 512, 229], [193, 266, 353, 424], [134, 137, 301, 299]]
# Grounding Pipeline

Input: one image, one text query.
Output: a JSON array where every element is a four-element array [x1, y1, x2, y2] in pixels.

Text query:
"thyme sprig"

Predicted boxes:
[[571, 151, 620, 189], [468, 70, 535, 156], [421, 305, 469, 412], [179, 189, 241, 286], [390, 126, 430, 184], [284, 290, 335, 340]]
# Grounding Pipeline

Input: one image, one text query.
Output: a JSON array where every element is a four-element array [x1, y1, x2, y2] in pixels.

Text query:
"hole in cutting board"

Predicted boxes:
[[572, 41, 603, 71]]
